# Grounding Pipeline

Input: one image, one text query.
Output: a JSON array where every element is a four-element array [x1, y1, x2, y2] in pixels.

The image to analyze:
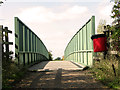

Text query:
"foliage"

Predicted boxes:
[[0, 0, 4, 6], [92, 1, 120, 89], [111, 25, 120, 50], [0, 1, 3, 4], [90, 59, 120, 89], [54, 57, 61, 60], [111, 0, 120, 40], [2, 57, 27, 88], [48, 50, 53, 60], [111, 0, 120, 19], [109, 0, 120, 52], [97, 19, 106, 34]]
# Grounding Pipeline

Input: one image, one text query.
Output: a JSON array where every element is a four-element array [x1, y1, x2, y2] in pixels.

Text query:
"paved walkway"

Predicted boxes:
[[15, 61, 108, 89], [28, 61, 84, 71]]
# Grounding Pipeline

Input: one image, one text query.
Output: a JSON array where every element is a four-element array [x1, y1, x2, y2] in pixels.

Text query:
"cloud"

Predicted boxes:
[[67, 6, 88, 14], [99, 5, 113, 16], [15, 5, 91, 58], [7, 0, 102, 2], [16, 5, 88, 23], [1, 0, 114, 59], [95, 0, 114, 29]]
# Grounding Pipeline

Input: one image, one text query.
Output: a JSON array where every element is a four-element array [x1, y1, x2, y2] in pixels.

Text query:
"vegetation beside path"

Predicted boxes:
[[90, 59, 120, 89]]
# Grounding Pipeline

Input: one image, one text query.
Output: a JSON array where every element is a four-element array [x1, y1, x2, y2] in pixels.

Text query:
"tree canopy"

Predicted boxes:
[[54, 57, 61, 60], [111, 0, 120, 39], [48, 51, 53, 60], [110, 0, 120, 51]]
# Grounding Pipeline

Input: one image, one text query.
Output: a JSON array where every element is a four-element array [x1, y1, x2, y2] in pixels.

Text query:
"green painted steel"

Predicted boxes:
[[15, 17, 49, 65], [64, 16, 95, 67]]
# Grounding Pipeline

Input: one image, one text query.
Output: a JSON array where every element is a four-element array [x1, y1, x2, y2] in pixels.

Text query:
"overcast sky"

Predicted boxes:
[[0, 0, 114, 59]]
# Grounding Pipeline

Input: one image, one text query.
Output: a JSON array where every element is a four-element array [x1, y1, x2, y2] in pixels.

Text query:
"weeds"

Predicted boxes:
[[90, 58, 120, 89], [2, 59, 27, 88]]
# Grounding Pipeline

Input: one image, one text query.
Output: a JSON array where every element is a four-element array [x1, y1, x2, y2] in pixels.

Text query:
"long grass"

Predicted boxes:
[[90, 57, 120, 89], [2, 59, 27, 88]]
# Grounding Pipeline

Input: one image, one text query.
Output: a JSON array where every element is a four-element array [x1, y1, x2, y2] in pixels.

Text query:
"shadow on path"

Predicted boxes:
[[54, 68, 62, 88], [15, 69, 108, 89], [28, 61, 50, 71], [15, 61, 108, 89], [29, 72, 46, 88]]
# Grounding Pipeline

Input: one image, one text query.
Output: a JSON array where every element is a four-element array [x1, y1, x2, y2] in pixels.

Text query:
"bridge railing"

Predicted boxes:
[[15, 17, 49, 65], [64, 16, 95, 67]]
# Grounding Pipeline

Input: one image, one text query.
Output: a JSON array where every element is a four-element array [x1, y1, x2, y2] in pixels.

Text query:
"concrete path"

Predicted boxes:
[[28, 61, 84, 71], [15, 61, 108, 89]]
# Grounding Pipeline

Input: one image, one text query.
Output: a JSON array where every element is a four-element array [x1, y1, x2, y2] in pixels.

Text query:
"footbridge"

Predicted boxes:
[[15, 17, 49, 66], [2, 16, 107, 89], [64, 16, 95, 67], [15, 16, 95, 67]]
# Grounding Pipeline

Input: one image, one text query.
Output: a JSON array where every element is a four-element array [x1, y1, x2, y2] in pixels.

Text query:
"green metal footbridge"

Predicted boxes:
[[15, 16, 95, 67], [15, 17, 49, 66], [64, 16, 95, 67]]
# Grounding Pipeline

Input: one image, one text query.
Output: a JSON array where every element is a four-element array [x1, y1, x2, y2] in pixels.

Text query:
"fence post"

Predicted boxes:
[[4, 27, 9, 60], [118, 54, 120, 77], [2, 27, 13, 61], [0, 25, 3, 90]]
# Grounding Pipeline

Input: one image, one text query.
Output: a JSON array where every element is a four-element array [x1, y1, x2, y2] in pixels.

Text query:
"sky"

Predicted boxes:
[[0, 0, 114, 59]]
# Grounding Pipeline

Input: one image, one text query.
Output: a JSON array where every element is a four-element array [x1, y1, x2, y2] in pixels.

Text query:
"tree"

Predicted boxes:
[[111, 0, 120, 77], [48, 50, 53, 60], [111, 0, 120, 21], [0, 0, 4, 6], [54, 57, 61, 60], [111, 0, 120, 36], [97, 19, 106, 34], [111, 0, 120, 50]]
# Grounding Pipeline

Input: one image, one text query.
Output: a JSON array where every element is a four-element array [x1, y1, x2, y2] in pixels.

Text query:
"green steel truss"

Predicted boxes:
[[64, 16, 95, 67], [15, 17, 49, 65]]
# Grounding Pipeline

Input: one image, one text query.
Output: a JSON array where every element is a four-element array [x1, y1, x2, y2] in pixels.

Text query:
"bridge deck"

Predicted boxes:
[[28, 61, 84, 71], [15, 61, 108, 89]]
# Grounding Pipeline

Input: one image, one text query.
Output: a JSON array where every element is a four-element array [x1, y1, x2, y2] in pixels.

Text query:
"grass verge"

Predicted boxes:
[[2, 60, 27, 88], [90, 58, 120, 89], [2, 60, 46, 88]]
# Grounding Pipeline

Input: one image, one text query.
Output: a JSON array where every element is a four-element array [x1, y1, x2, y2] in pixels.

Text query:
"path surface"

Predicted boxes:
[[28, 61, 83, 71], [16, 61, 108, 89]]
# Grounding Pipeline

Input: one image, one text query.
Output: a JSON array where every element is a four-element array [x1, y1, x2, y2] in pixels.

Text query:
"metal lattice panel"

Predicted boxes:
[[15, 17, 49, 65], [64, 16, 95, 67]]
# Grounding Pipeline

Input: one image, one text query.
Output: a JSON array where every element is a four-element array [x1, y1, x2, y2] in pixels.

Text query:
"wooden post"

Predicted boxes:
[[0, 25, 3, 90], [117, 36, 120, 77], [118, 57, 120, 77], [0, 25, 13, 89], [117, 49, 120, 77], [112, 64, 116, 76], [2, 27, 13, 61], [4, 27, 9, 60]]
